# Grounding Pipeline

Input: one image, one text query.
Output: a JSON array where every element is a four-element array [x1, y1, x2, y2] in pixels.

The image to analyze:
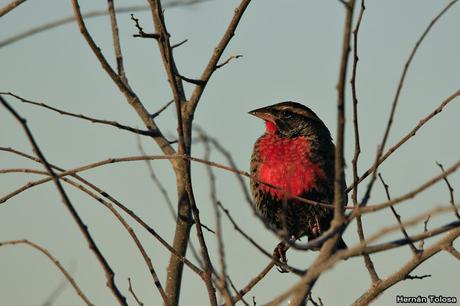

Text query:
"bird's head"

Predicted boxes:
[[249, 101, 330, 138]]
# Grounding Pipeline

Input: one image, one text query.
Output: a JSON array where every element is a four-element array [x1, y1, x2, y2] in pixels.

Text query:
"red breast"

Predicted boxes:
[[256, 133, 324, 200]]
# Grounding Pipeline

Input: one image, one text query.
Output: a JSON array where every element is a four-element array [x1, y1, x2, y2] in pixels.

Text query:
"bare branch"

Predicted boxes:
[[332, 0, 355, 222], [172, 39, 188, 49], [0, 0, 26, 17], [1, 92, 155, 136], [445, 245, 460, 260], [233, 262, 275, 304], [128, 278, 144, 306], [2, 148, 459, 215], [200, 133, 233, 306], [136, 135, 205, 269], [404, 274, 431, 280], [355, 159, 460, 215], [60, 177, 168, 303], [349, 0, 380, 284], [436, 161, 460, 219], [418, 215, 430, 250], [0, 146, 204, 276], [226, 276, 249, 306], [136, 136, 176, 219], [70, 0, 175, 156], [286, 2, 358, 304], [150, 99, 175, 118], [147, 0, 187, 152], [178, 73, 206, 85], [217, 202, 303, 275], [378, 173, 419, 255], [108, 0, 126, 82], [267, 216, 460, 306], [131, 14, 160, 39], [352, 228, 460, 306], [194, 127, 253, 210], [185, 0, 252, 116], [0, 1, 215, 48], [358, 0, 459, 206], [0, 239, 93, 306], [348, 88, 460, 193], [215, 54, 243, 69], [360, 219, 459, 256], [0, 95, 128, 305]]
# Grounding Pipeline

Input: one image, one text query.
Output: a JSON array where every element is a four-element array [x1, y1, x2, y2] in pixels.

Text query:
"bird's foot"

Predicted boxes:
[[273, 242, 289, 273], [311, 216, 322, 236]]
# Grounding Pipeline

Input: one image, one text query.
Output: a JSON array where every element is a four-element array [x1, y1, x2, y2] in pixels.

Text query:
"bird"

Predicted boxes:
[[249, 101, 347, 271]]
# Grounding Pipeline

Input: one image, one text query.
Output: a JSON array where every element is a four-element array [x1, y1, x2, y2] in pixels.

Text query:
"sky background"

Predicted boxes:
[[1, 0, 460, 305]]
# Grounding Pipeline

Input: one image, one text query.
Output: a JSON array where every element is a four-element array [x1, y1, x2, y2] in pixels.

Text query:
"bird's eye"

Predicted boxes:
[[281, 110, 292, 118]]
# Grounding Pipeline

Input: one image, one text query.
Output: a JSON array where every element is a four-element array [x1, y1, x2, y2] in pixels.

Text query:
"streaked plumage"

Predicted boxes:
[[249, 102, 347, 251]]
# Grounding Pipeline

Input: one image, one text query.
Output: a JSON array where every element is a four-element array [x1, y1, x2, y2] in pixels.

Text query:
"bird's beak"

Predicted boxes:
[[248, 107, 275, 122]]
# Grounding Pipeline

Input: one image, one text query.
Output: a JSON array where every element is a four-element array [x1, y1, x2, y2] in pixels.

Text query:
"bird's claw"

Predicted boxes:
[[273, 242, 289, 273]]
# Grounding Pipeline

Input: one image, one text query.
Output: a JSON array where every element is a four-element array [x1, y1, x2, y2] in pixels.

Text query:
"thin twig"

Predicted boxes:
[[0, 239, 93, 306], [0, 1, 215, 48], [349, 0, 379, 284], [404, 274, 431, 280], [287, 2, 357, 304], [215, 54, 243, 69], [0, 153, 333, 209], [39, 266, 74, 306], [378, 173, 419, 255], [185, 0, 252, 116], [358, 0, 459, 207], [348, 89, 460, 193], [136, 136, 205, 268], [436, 162, 459, 219], [418, 215, 430, 250], [194, 126, 253, 210], [200, 132, 233, 305], [445, 245, 460, 260], [268, 222, 460, 306], [0, 95, 127, 305], [233, 262, 274, 304], [131, 14, 160, 39], [171, 39, 188, 49], [60, 177, 168, 303], [150, 99, 175, 118], [128, 278, 144, 306], [178, 74, 206, 85], [70, 0, 175, 157], [352, 228, 460, 306], [147, 0, 187, 154], [226, 276, 249, 306], [0, 146, 203, 276], [145, 4, 194, 303], [347, 207, 460, 257], [4, 149, 459, 216], [354, 159, 460, 215], [217, 202, 303, 275], [1, 92, 154, 136], [136, 136, 176, 219]]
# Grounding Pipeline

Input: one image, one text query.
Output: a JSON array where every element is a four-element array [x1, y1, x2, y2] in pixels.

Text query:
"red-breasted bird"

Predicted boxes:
[[249, 102, 347, 270]]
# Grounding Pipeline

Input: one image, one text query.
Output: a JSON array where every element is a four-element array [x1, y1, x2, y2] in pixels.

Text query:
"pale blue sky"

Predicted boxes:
[[1, 0, 459, 305]]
